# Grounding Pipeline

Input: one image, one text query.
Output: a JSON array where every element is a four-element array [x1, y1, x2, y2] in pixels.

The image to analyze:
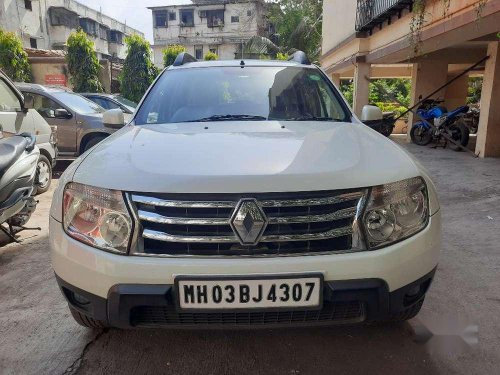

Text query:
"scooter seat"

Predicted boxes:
[[0, 136, 28, 176]]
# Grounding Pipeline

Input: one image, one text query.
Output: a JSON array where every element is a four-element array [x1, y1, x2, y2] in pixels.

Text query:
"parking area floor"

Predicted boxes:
[[1, 138, 499, 375]]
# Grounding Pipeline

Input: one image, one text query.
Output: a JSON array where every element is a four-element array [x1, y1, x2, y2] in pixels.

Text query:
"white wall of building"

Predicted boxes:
[[0, 0, 143, 59], [150, 0, 266, 66]]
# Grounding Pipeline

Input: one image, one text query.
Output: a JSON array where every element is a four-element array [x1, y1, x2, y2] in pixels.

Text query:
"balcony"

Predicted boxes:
[[355, 0, 413, 34]]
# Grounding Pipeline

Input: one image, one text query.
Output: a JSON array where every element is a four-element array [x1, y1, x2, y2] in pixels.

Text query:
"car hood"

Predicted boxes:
[[73, 121, 421, 193]]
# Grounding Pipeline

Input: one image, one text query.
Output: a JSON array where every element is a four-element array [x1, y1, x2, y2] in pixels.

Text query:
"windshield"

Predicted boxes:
[[135, 66, 350, 124], [52, 92, 104, 114], [114, 95, 137, 109]]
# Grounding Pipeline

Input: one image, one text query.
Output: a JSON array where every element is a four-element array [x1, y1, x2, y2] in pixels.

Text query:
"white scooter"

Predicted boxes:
[[0, 132, 40, 243]]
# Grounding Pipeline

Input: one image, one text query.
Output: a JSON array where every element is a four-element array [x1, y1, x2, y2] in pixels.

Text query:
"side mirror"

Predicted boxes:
[[361, 105, 383, 122], [54, 108, 72, 119], [103, 109, 125, 129], [23, 94, 35, 110]]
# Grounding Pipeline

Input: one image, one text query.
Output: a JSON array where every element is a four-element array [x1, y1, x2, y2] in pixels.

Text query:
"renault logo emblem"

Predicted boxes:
[[230, 199, 268, 246]]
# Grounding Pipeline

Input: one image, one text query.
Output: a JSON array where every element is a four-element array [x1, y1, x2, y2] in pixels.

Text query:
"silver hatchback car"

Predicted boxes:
[[16, 84, 128, 158]]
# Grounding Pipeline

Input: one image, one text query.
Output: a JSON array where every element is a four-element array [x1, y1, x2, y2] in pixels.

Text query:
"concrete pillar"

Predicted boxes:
[[476, 42, 500, 158], [331, 73, 341, 87], [408, 61, 449, 135], [353, 62, 370, 117], [444, 74, 469, 110]]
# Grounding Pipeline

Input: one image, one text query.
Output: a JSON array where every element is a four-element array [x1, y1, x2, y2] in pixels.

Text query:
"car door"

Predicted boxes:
[[0, 77, 32, 137], [28, 92, 78, 153]]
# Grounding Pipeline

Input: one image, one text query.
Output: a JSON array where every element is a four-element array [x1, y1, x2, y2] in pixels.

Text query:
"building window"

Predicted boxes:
[[195, 45, 203, 60], [231, 16, 239, 23], [207, 10, 224, 28], [80, 18, 98, 37], [109, 30, 123, 44], [29, 38, 37, 49], [24, 0, 32, 11], [180, 9, 194, 27], [169, 12, 176, 21], [209, 45, 218, 55], [154, 11, 168, 28], [99, 25, 108, 40], [247, 10, 252, 17], [49, 7, 79, 28]]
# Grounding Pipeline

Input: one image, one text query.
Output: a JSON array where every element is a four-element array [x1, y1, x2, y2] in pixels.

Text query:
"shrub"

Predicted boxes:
[[66, 30, 103, 92], [120, 34, 159, 103], [0, 29, 32, 82], [204, 51, 218, 61], [276, 52, 289, 61], [163, 44, 186, 67]]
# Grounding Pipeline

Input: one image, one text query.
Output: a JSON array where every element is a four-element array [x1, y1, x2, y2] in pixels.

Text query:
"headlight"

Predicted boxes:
[[63, 182, 132, 254], [363, 177, 429, 248]]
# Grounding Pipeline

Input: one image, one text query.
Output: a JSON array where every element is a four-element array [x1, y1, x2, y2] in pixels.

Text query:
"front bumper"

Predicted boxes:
[[57, 268, 435, 328], [50, 212, 440, 328]]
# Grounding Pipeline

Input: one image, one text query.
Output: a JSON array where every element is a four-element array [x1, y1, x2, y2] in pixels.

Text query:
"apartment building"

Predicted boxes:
[[321, 0, 500, 158], [0, 0, 143, 60], [149, 0, 268, 66]]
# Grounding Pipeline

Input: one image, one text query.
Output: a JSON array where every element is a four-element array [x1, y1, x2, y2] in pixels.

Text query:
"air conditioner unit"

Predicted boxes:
[[199, 10, 207, 18], [212, 20, 223, 27]]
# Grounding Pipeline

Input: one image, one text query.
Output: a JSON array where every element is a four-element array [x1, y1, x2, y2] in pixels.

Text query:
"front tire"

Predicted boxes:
[[35, 155, 52, 195], [410, 123, 432, 146], [69, 307, 108, 329]]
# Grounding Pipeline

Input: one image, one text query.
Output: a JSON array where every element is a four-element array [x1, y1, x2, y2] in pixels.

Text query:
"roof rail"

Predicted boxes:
[[288, 51, 311, 65], [173, 52, 197, 66]]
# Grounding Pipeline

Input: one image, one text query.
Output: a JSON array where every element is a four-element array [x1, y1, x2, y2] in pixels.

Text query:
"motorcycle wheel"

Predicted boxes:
[[447, 120, 470, 151], [410, 123, 432, 146]]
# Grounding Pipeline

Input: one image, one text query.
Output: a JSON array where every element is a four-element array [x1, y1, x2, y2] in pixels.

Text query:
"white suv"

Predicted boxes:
[[50, 52, 441, 329]]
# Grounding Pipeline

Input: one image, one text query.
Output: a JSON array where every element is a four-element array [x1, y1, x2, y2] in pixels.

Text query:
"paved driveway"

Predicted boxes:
[[1, 139, 499, 375]]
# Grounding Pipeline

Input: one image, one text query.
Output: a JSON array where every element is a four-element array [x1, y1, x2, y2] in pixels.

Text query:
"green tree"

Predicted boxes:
[[120, 34, 159, 103], [204, 51, 218, 61], [467, 77, 482, 104], [66, 29, 103, 92], [162, 44, 186, 67], [268, 0, 323, 62], [0, 29, 32, 82]]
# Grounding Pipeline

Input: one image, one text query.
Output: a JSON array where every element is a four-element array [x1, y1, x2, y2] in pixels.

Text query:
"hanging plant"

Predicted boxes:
[[408, 0, 427, 58]]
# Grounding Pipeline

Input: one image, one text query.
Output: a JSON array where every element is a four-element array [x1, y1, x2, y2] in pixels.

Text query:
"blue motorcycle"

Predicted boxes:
[[410, 99, 470, 151]]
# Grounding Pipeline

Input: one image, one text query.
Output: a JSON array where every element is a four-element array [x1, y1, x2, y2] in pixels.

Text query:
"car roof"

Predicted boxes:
[[167, 59, 318, 70], [15, 82, 73, 94]]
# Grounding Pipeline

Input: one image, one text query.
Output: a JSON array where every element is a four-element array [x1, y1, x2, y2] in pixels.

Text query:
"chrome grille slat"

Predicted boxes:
[[131, 194, 236, 208], [142, 225, 354, 244], [138, 210, 228, 225], [130, 190, 366, 257], [259, 192, 363, 208], [268, 207, 357, 224]]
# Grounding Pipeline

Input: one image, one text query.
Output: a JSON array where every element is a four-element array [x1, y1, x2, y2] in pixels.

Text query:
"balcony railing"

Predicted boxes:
[[355, 0, 413, 33]]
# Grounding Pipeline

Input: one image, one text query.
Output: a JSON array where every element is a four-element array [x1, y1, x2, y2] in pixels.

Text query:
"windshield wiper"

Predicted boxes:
[[284, 116, 338, 122], [186, 114, 267, 122]]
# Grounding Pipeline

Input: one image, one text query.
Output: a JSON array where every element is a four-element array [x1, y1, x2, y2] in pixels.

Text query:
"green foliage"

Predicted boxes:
[[467, 77, 482, 104], [66, 30, 103, 92], [339, 79, 354, 106], [162, 44, 186, 67], [120, 34, 159, 103], [0, 29, 32, 82], [268, 0, 323, 62], [276, 52, 289, 61], [340, 78, 411, 116], [204, 51, 218, 61]]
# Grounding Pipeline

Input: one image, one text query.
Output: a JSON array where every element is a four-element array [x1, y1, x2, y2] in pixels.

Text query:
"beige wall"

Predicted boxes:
[[321, 0, 357, 54]]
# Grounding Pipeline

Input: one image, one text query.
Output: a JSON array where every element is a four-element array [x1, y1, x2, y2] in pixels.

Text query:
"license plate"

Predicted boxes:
[[176, 274, 323, 311]]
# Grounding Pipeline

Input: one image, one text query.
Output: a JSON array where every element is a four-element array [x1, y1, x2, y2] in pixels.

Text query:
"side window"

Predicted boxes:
[[90, 97, 109, 109], [0, 79, 22, 112], [29, 93, 61, 118]]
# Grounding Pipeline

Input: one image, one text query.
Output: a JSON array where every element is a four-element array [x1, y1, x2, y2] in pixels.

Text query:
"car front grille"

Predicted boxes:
[[130, 301, 366, 327], [129, 190, 366, 257]]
